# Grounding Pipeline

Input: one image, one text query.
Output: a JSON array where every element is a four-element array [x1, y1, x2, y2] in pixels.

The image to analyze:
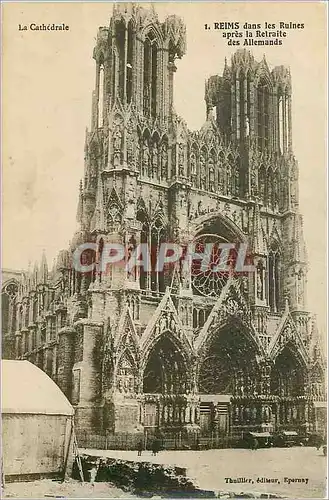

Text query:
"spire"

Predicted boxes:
[[170, 261, 182, 295], [93, 174, 106, 233], [39, 250, 48, 284], [76, 180, 84, 225], [26, 260, 32, 291], [32, 261, 39, 288]]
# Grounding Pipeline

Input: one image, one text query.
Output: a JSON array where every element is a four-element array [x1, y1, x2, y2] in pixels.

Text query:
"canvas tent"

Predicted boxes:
[[2, 360, 74, 481]]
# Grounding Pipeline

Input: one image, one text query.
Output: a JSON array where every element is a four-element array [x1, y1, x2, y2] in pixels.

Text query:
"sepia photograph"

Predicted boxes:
[[1, 2, 327, 498]]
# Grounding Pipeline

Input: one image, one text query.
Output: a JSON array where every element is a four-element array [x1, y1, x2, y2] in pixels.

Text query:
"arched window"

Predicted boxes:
[[268, 244, 281, 312], [239, 73, 245, 139], [278, 88, 289, 154], [200, 147, 207, 191], [193, 308, 198, 329], [143, 33, 157, 118], [227, 154, 234, 195], [137, 210, 167, 294], [24, 301, 29, 329], [208, 149, 216, 192], [150, 133, 160, 180], [114, 20, 125, 102], [139, 221, 149, 290], [257, 78, 270, 150], [246, 75, 251, 135], [189, 144, 198, 187], [150, 218, 166, 293], [160, 137, 168, 181], [32, 296, 38, 323], [112, 49, 117, 100], [258, 165, 266, 203], [233, 155, 241, 197], [278, 93, 284, 153], [141, 131, 151, 177], [98, 60, 104, 128], [1, 292, 9, 334], [218, 150, 225, 193], [137, 203, 149, 291], [126, 20, 134, 104]]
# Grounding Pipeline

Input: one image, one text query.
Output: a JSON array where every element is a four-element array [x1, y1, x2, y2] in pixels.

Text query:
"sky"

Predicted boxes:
[[2, 2, 327, 335]]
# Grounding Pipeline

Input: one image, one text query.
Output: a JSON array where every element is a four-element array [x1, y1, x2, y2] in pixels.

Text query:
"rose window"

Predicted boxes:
[[191, 234, 237, 297]]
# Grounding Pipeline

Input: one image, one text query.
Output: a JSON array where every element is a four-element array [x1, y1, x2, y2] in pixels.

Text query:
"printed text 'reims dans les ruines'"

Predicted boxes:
[[204, 21, 305, 47]]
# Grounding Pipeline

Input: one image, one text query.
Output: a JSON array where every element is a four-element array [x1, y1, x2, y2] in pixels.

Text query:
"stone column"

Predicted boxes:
[[282, 95, 288, 153], [57, 326, 76, 400], [287, 94, 292, 151], [168, 62, 177, 115], [236, 77, 240, 140], [73, 320, 104, 434], [15, 331, 22, 358], [244, 76, 248, 139], [231, 80, 236, 141]]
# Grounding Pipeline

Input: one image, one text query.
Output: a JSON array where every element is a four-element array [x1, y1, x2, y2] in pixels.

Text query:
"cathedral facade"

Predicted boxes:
[[2, 4, 326, 444]]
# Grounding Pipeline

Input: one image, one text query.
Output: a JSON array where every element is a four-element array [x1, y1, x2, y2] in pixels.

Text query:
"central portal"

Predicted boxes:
[[142, 333, 190, 433], [197, 322, 260, 436]]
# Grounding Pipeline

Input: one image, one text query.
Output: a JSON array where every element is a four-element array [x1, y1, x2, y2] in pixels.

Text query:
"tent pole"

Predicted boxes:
[[62, 417, 74, 482], [72, 422, 84, 483], [1, 455, 5, 490]]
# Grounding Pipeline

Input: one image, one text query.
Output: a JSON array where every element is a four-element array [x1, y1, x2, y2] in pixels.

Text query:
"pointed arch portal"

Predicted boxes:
[[270, 345, 308, 428], [271, 345, 306, 398], [197, 321, 261, 436], [143, 333, 188, 395], [142, 333, 191, 431], [198, 322, 260, 396]]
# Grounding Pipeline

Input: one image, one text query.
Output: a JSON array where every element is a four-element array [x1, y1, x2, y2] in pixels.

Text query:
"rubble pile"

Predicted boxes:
[[74, 454, 215, 497]]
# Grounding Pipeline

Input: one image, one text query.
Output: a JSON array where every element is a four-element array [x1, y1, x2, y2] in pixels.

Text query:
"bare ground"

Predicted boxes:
[[2, 477, 136, 499]]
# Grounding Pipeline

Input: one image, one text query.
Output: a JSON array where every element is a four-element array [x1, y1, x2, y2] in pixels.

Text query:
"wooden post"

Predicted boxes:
[[1, 454, 5, 490], [62, 418, 74, 482], [144, 429, 148, 450]]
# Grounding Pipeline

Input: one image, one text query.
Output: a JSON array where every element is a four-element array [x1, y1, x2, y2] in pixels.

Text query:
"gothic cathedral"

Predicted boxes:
[[2, 4, 326, 443]]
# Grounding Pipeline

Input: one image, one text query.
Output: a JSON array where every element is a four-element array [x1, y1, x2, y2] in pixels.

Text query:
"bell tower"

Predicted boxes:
[[205, 50, 293, 155], [70, 3, 187, 434], [91, 3, 186, 130]]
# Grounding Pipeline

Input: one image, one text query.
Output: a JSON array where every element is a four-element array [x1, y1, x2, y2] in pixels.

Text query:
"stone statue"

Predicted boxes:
[[250, 165, 257, 196], [151, 143, 159, 179], [178, 143, 185, 177], [298, 271, 304, 305], [245, 117, 250, 137], [209, 157, 215, 191], [200, 154, 206, 190], [190, 152, 197, 176], [226, 164, 231, 195], [135, 139, 140, 171], [142, 139, 150, 177], [235, 165, 240, 196], [160, 142, 168, 180], [257, 263, 264, 300], [113, 129, 122, 166]]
